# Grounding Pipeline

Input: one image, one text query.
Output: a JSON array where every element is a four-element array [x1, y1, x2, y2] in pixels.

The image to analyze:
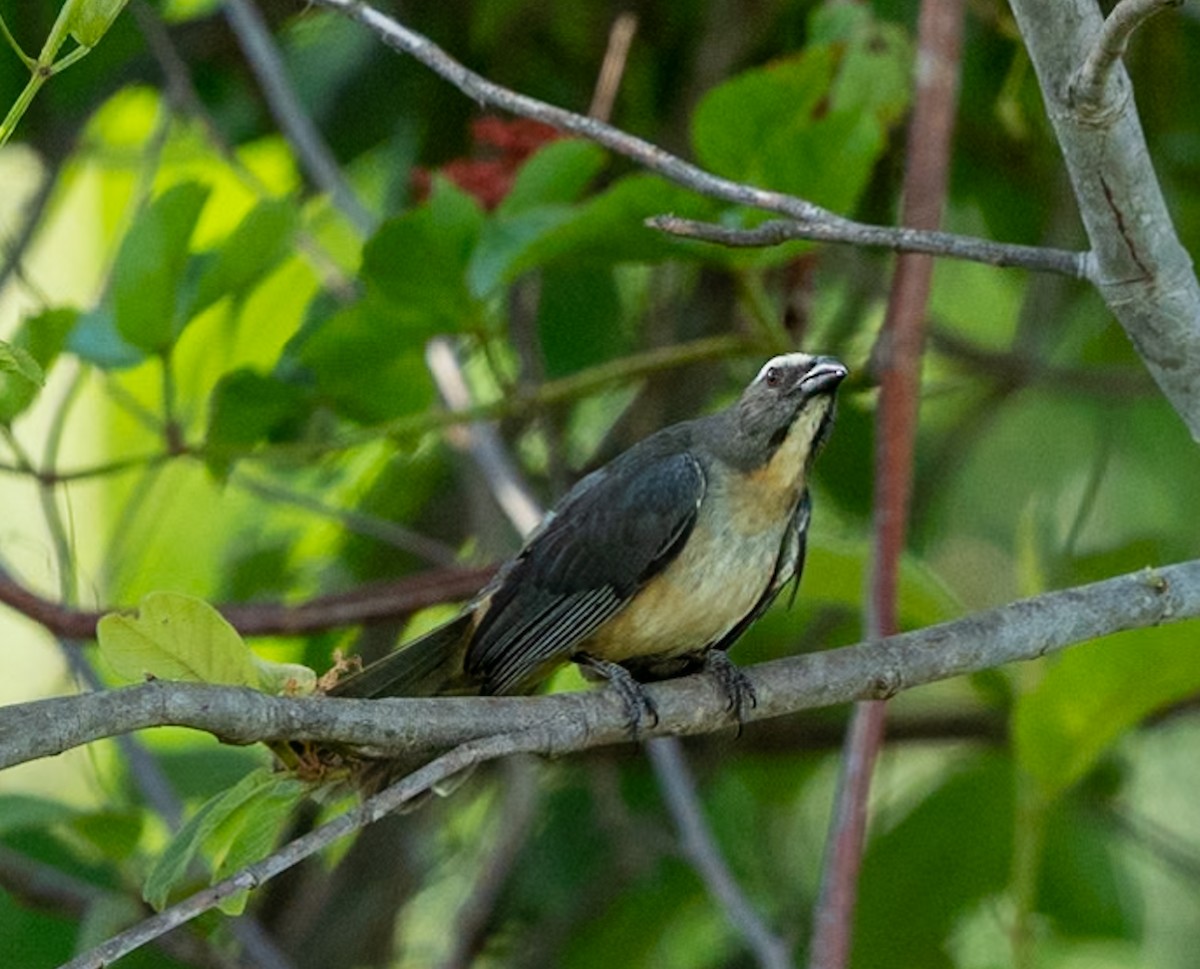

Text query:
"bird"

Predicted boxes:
[[328, 352, 847, 728]]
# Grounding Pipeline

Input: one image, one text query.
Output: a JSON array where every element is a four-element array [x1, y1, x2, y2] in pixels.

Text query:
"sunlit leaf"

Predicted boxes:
[[0, 309, 77, 422], [143, 768, 305, 911], [187, 198, 298, 320], [1013, 621, 1200, 799], [97, 591, 259, 687], [67, 0, 130, 47], [111, 182, 211, 353]]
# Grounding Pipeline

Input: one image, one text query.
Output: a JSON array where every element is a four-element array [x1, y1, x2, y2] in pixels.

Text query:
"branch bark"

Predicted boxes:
[[1010, 0, 1200, 438], [36, 558, 1200, 968], [3, 560, 1195, 773], [810, 2, 963, 965], [302, 0, 1092, 281], [0, 564, 493, 640]]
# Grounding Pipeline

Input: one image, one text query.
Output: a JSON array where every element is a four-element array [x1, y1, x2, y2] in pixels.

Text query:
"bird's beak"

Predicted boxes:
[[799, 357, 848, 397]]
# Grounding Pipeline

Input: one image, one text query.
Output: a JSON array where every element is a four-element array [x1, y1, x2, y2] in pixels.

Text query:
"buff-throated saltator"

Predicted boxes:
[[328, 353, 847, 723]]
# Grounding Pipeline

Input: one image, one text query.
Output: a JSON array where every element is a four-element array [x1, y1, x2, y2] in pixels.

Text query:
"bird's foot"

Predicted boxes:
[[704, 651, 757, 732], [574, 653, 659, 736]]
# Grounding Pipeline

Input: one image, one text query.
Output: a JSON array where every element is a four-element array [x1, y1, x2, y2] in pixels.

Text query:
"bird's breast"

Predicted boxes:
[[578, 464, 802, 663]]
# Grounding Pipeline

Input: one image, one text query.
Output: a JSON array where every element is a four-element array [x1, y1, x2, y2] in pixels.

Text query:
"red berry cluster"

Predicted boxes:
[[412, 116, 561, 210]]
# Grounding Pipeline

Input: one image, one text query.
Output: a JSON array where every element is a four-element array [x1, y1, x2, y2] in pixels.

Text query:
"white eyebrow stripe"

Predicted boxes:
[[754, 353, 812, 384]]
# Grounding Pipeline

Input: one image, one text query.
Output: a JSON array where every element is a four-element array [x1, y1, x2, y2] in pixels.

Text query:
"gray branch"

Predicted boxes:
[[303, 0, 1092, 282], [1071, 0, 1183, 112], [224, 0, 376, 236], [648, 215, 1090, 279], [1011, 0, 1200, 438], [648, 737, 793, 969], [4, 560, 1197, 773], [46, 559, 1200, 968]]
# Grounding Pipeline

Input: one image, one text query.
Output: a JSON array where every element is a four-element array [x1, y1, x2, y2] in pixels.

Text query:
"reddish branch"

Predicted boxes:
[[808, 2, 965, 968], [0, 565, 493, 641]]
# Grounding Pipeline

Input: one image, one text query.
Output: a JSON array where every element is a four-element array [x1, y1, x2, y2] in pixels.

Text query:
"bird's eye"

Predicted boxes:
[[764, 367, 782, 388]]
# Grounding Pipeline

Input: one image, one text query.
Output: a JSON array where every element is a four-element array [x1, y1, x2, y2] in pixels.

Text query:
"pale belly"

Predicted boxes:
[[578, 490, 790, 663]]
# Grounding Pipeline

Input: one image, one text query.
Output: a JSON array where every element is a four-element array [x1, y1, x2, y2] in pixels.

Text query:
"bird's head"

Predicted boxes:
[[725, 353, 848, 470]]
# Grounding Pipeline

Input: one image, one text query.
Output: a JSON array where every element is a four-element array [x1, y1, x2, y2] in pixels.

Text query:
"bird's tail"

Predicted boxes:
[[328, 612, 475, 699]]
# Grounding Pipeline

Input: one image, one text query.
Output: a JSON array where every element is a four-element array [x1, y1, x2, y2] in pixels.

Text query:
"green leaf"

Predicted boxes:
[[467, 205, 576, 298], [0, 309, 78, 422], [0, 341, 43, 386], [512, 174, 720, 271], [252, 656, 317, 696], [1038, 796, 1140, 940], [1013, 621, 1200, 799], [204, 368, 311, 476], [206, 773, 308, 914], [67, 0, 130, 47], [111, 182, 211, 353], [0, 794, 79, 836], [536, 266, 626, 377], [496, 138, 607, 216], [187, 198, 298, 320], [97, 591, 259, 687], [692, 48, 837, 184], [67, 306, 145, 370], [361, 178, 484, 333], [853, 755, 1014, 969], [297, 297, 435, 424], [143, 768, 304, 911], [689, 13, 908, 217]]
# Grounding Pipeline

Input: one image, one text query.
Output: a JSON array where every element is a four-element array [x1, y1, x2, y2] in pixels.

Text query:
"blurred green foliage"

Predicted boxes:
[[1, 1, 1200, 968]]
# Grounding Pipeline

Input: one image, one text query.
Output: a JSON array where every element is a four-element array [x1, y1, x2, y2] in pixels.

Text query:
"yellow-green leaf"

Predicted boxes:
[[68, 0, 130, 48], [97, 592, 259, 687], [1013, 621, 1200, 799], [252, 656, 317, 696]]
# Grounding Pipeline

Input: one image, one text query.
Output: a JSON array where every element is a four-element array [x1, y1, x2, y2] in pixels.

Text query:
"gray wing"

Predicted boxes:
[[466, 450, 706, 694]]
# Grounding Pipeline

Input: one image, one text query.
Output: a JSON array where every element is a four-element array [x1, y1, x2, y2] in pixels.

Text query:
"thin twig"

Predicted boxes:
[[647, 215, 1090, 280], [303, 0, 1094, 281], [647, 738, 792, 969], [224, 0, 376, 237], [59, 728, 556, 969], [810, 2, 964, 966], [1071, 0, 1183, 113], [231, 468, 462, 568], [589, 12, 638, 123], [0, 561, 494, 640], [426, 337, 545, 538], [437, 758, 541, 969]]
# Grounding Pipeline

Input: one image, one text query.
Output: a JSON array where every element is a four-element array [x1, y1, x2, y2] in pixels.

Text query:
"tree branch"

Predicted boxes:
[[645, 216, 1089, 279], [648, 737, 792, 969], [1071, 0, 1183, 113], [3, 559, 1195, 773], [1010, 0, 1200, 439], [224, 0, 376, 236], [810, 1, 964, 964], [36, 557, 1200, 967], [301, 0, 1092, 280], [0, 564, 493, 640]]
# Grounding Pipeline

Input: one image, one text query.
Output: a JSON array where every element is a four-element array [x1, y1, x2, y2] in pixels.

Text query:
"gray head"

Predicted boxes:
[[715, 353, 848, 469]]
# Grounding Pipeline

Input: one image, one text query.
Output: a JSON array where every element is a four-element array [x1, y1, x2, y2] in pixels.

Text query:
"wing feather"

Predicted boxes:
[[467, 448, 706, 693]]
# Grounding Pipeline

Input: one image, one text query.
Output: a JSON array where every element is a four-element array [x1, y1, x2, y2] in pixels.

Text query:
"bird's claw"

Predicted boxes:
[[704, 651, 757, 733], [574, 652, 659, 737]]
